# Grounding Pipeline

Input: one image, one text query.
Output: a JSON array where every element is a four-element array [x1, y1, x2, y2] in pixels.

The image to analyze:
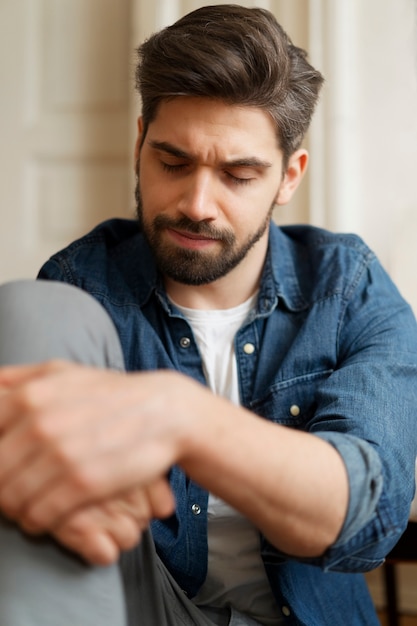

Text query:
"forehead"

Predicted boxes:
[[145, 97, 282, 162]]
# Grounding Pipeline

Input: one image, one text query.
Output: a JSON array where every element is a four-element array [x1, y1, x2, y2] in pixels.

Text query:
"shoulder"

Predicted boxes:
[[38, 218, 156, 296], [277, 223, 373, 260], [48, 218, 142, 260], [268, 223, 378, 307]]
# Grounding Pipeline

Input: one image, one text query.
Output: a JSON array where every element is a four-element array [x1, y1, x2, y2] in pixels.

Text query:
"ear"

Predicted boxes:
[[275, 149, 309, 206], [134, 116, 144, 165]]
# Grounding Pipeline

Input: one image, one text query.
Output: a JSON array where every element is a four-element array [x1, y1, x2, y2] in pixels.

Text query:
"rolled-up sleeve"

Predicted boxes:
[[310, 257, 417, 571]]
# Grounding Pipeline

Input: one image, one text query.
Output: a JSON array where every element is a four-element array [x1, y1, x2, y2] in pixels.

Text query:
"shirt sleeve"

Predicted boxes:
[[38, 257, 74, 283], [309, 256, 417, 571]]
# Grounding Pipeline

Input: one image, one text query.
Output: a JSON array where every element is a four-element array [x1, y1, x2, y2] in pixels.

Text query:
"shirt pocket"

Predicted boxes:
[[249, 369, 334, 430]]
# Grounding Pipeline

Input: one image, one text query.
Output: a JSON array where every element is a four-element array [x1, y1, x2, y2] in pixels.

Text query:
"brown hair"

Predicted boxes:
[[135, 4, 324, 164]]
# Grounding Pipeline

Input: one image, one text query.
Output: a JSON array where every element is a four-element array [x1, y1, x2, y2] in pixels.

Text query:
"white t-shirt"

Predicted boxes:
[[171, 294, 282, 625]]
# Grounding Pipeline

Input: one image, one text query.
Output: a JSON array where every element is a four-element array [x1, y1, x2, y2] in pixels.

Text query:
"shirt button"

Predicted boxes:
[[281, 606, 291, 617], [191, 503, 201, 515], [243, 343, 255, 355], [180, 337, 191, 348], [290, 404, 300, 417]]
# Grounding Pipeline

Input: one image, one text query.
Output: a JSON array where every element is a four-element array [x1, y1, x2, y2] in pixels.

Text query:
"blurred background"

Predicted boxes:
[[0, 0, 416, 614]]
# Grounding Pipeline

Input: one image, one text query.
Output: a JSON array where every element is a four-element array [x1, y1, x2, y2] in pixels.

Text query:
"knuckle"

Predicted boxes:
[[22, 506, 48, 532], [52, 442, 76, 468], [70, 465, 101, 497], [116, 518, 142, 550], [44, 359, 68, 371], [15, 383, 43, 414], [15, 389, 55, 440], [0, 496, 18, 521], [27, 413, 56, 443]]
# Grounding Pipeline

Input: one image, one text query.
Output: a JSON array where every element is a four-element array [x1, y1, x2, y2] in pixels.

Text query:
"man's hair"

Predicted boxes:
[[135, 4, 324, 165]]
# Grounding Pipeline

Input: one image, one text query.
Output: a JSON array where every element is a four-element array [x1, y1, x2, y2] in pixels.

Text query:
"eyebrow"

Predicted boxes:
[[147, 140, 273, 169]]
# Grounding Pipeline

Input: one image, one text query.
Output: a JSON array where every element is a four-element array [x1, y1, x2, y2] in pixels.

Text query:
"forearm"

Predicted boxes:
[[177, 385, 349, 557], [0, 363, 348, 560]]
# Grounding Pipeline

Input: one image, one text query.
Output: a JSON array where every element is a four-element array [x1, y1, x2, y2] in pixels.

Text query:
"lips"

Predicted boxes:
[[172, 228, 216, 240], [167, 227, 219, 249]]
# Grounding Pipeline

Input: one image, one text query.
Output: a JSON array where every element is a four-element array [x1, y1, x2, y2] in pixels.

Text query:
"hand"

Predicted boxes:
[[0, 358, 350, 559], [49, 478, 175, 565], [0, 361, 194, 533]]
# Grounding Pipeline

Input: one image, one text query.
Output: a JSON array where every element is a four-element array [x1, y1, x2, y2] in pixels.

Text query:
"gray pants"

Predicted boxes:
[[0, 280, 231, 626]]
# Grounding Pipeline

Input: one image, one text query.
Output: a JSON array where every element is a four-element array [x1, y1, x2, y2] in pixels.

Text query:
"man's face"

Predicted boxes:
[[135, 97, 286, 286]]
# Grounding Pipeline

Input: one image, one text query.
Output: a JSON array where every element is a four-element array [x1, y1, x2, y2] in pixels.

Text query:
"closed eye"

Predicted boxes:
[[225, 171, 253, 186], [161, 161, 254, 186], [161, 162, 189, 174]]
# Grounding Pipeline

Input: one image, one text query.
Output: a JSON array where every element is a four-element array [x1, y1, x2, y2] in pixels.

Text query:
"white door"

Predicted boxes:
[[0, 0, 132, 282]]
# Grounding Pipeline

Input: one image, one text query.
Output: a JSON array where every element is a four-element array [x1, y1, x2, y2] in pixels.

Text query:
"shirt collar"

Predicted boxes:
[[134, 221, 309, 313], [259, 222, 309, 314]]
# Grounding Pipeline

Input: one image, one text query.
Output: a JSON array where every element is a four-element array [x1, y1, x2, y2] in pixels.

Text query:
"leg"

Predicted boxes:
[[121, 532, 226, 626], [0, 279, 124, 368], [0, 280, 126, 626], [0, 280, 227, 626], [0, 518, 127, 626]]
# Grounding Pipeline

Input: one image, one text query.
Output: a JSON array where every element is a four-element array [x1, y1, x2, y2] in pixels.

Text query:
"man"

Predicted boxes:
[[0, 5, 416, 625]]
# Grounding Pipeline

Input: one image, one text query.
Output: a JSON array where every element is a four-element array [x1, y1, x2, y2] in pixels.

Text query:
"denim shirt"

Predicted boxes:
[[38, 218, 417, 626]]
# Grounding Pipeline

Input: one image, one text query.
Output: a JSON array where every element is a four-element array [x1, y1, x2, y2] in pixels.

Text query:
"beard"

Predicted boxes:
[[135, 179, 274, 286]]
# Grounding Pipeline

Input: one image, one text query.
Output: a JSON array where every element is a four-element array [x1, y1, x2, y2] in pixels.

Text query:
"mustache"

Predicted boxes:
[[153, 215, 235, 244]]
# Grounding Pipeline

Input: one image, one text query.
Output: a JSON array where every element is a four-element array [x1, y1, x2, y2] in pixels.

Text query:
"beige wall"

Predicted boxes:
[[0, 0, 132, 281], [2, 0, 416, 308]]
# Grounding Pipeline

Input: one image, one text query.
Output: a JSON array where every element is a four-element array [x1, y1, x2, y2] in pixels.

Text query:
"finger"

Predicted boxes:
[[53, 502, 144, 563], [146, 478, 176, 519], [0, 361, 68, 388], [0, 364, 43, 387], [25, 494, 148, 564], [0, 401, 85, 522], [35, 481, 170, 563], [90, 499, 146, 550], [22, 442, 175, 530], [54, 521, 121, 565], [0, 447, 57, 525], [0, 372, 107, 524], [80, 532, 122, 565], [0, 361, 71, 432], [0, 445, 96, 530], [0, 419, 46, 517]]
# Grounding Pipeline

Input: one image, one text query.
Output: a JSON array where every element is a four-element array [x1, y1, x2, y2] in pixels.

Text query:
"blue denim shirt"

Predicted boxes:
[[39, 218, 417, 626]]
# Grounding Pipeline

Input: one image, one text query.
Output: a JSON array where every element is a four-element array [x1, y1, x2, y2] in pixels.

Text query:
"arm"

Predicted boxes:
[[1, 257, 416, 566], [0, 361, 346, 559], [179, 389, 349, 557]]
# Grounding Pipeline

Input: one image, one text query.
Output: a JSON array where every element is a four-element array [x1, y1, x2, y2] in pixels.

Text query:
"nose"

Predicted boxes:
[[177, 169, 219, 222]]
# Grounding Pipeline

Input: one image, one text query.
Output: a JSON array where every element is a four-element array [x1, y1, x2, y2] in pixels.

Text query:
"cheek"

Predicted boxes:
[[224, 213, 257, 241], [139, 183, 180, 224], [139, 167, 166, 209], [227, 196, 271, 230]]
